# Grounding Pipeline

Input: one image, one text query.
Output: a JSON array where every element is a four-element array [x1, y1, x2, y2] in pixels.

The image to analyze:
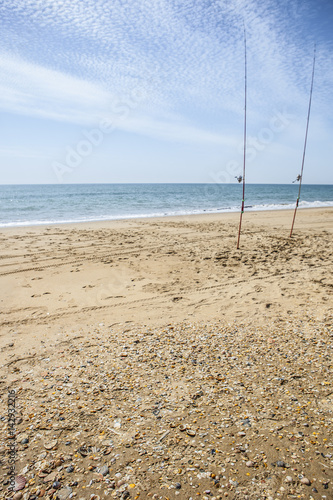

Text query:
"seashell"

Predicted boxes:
[[14, 476, 26, 491], [187, 429, 196, 436], [179, 424, 187, 431], [77, 446, 88, 457], [44, 439, 57, 450]]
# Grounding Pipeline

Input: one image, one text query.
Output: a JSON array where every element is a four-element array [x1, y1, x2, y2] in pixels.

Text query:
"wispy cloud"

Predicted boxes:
[[0, 54, 111, 125], [0, 0, 332, 141]]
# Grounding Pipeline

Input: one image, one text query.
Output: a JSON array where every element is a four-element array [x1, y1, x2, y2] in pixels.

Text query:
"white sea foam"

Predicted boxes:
[[1, 199, 332, 228]]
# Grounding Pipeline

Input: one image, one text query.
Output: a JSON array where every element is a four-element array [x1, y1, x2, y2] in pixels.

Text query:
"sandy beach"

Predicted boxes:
[[1, 207, 332, 500]]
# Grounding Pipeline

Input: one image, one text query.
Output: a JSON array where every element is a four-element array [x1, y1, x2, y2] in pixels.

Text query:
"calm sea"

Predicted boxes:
[[0, 184, 332, 228]]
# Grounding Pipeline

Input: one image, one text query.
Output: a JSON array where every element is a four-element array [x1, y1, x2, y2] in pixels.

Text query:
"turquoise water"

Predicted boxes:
[[0, 183, 332, 227]]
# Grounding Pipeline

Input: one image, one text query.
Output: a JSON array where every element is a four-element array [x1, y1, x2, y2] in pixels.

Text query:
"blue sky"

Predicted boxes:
[[0, 0, 332, 184]]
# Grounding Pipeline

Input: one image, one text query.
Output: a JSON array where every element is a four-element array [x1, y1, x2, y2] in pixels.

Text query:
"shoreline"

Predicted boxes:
[[1, 205, 333, 232]]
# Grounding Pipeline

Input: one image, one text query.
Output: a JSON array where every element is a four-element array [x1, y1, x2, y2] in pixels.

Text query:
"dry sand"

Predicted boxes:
[[0, 208, 332, 500]]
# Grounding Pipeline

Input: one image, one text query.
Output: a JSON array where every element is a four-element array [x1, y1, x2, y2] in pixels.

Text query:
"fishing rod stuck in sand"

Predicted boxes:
[[236, 26, 247, 250], [290, 44, 316, 238]]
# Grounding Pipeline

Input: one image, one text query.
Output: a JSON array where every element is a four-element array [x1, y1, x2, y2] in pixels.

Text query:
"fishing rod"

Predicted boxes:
[[290, 44, 316, 238], [236, 26, 247, 249]]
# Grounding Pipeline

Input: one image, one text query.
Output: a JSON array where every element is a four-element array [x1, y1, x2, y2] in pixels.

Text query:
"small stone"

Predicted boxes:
[[57, 486, 72, 500], [175, 483, 181, 489], [276, 460, 285, 467], [52, 481, 61, 489], [66, 465, 74, 473], [246, 461, 254, 467], [300, 477, 311, 486], [21, 438, 29, 444], [179, 424, 187, 431], [44, 439, 57, 450], [13, 493, 23, 500], [99, 465, 109, 476], [285, 476, 293, 483], [229, 480, 239, 487], [237, 432, 246, 437]]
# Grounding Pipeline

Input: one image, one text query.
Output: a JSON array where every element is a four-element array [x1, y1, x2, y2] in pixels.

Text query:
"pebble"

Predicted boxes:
[[44, 439, 57, 450], [44, 472, 57, 483], [57, 487, 73, 500], [2, 314, 332, 500], [276, 460, 285, 467], [13, 493, 23, 500], [300, 477, 311, 486], [99, 465, 109, 476]]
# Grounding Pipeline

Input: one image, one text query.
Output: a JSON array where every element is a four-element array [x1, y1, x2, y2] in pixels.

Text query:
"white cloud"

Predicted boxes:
[[0, 54, 111, 123], [0, 52, 240, 145], [0, 0, 332, 142], [114, 113, 240, 146]]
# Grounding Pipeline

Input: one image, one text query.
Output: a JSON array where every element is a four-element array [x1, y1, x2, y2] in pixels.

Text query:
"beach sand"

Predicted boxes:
[[0, 208, 332, 499]]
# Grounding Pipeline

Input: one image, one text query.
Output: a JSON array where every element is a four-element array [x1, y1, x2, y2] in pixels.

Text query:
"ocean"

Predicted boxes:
[[0, 183, 332, 228]]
